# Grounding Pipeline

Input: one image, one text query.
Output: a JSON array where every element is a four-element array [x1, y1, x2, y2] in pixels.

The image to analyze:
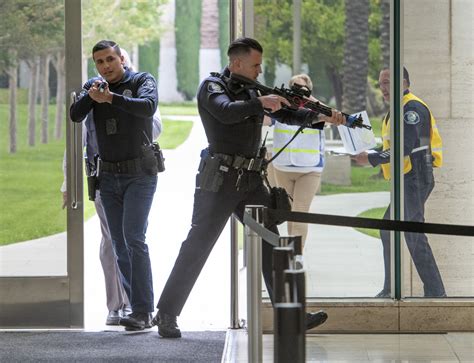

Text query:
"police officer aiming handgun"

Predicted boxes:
[[70, 40, 160, 331], [153, 37, 346, 338]]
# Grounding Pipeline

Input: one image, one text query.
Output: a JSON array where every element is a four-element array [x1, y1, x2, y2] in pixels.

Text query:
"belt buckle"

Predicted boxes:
[[116, 162, 121, 173], [247, 158, 255, 171]]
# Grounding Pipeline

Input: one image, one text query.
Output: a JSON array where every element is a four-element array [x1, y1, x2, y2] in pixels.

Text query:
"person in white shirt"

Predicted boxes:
[[271, 74, 325, 246]]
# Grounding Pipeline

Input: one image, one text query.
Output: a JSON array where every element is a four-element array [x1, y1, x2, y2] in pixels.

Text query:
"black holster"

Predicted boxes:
[[141, 142, 165, 175], [85, 160, 99, 201], [198, 154, 227, 192]]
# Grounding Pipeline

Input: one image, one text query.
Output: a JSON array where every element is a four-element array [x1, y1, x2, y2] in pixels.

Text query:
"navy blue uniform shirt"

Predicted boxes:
[[197, 68, 323, 158], [70, 69, 158, 162]]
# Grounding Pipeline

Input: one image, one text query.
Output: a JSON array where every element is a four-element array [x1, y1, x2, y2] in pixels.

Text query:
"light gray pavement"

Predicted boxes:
[[0, 115, 390, 331]]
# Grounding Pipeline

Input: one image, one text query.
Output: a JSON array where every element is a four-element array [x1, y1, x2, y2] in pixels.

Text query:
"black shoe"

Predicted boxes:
[[154, 311, 182, 338], [306, 310, 328, 330], [119, 312, 154, 331], [106, 310, 122, 326], [375, 289, 390, 298]]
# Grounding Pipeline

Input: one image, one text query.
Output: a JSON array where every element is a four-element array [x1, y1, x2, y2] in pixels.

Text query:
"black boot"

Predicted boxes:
[[154, 310, 182, 338], [119, 312, 154, 331], [306, 310, 328, 330]]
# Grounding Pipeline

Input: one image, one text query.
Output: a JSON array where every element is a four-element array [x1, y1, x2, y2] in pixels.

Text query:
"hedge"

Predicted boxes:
[[175, 0, 201, 100]]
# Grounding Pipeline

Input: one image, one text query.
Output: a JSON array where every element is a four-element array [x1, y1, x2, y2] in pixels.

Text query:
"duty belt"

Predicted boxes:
[[214, 153, 266, 172], [99, 157, 143, 174]]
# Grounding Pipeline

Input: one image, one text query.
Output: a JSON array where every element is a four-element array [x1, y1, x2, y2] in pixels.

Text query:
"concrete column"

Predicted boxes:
[[403, 0, 474, 297]]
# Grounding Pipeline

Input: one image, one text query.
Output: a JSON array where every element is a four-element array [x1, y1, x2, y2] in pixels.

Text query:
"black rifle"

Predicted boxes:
[[230, 73, 371, 130]]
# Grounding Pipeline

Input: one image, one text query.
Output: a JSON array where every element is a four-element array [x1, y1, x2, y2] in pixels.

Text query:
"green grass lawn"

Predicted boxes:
[[355, 207, 386, 239], [320, 165, 389, 195], [0, 104, 193, 246], [160, 102, 198, 116]]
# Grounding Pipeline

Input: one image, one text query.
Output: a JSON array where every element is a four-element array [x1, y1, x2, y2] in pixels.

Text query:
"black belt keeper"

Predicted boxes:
[[99, 158, 143, 174], [214, 153, 265, 172]]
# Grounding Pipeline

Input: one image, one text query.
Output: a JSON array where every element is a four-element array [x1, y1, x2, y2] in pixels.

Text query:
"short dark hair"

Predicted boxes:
[[92, 40, 121, 59], [403, 67, 410, 87], [227, 37, 263, 59], [381, 66, 410, 87]]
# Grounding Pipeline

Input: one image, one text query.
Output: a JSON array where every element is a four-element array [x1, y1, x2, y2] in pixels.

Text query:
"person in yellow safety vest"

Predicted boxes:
[[352, 67, 446, 298], [271, 74, 325, 247]]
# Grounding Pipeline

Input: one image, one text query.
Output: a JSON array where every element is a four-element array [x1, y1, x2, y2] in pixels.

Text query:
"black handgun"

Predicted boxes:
[[98, 81, 108, 93]]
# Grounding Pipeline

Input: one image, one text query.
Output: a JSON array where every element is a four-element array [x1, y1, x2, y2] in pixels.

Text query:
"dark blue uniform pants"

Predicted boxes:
[[380, 168, 445, 297], [157, 169, 276, 316], [100, 172, 157, 313]]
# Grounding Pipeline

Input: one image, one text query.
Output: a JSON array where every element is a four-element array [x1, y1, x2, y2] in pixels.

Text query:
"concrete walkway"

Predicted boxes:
[[0, 115, 390, 331]]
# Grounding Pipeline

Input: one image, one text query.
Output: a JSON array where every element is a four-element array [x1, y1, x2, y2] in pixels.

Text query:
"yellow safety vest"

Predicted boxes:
[[381, 92, 443, 180]]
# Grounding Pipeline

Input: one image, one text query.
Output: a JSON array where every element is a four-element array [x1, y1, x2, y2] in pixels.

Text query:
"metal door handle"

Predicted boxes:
[[69, 92, 79, 210]]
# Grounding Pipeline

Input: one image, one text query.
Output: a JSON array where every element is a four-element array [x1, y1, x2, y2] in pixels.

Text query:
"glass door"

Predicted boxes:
[[0, 0, 84, 328]]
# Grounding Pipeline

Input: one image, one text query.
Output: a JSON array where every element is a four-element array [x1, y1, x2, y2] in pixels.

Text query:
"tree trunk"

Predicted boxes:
[[53, 50, 65, 139], [8, 50, 18, 154], [380, 0, 390, 69], [326, 65, 343, 111], [27, 57, 39, 146], [342, 0, 370, 114], [40, 54, 50, 144]]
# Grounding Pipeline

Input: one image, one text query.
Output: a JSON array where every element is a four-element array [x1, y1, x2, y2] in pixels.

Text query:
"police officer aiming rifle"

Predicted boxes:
[[153, 37, 346, 338]]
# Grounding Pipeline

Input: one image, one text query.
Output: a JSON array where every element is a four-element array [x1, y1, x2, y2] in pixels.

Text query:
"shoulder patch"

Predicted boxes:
[[207, 82, 224, 94], [142, 78, 155, 90], [404, 110, 420, 125]]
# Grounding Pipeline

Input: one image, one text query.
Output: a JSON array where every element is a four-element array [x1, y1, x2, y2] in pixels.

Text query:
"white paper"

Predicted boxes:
[[337, 110, 376, 155]]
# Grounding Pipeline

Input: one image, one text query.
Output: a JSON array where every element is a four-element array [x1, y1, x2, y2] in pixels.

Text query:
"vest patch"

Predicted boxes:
[[122, 89, 133, 97], [404, 110, 420, 125], [207, 82, 224, 94]]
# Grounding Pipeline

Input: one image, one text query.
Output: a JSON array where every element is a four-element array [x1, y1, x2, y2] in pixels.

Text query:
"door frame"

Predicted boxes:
[[0, 0, 84, 328]]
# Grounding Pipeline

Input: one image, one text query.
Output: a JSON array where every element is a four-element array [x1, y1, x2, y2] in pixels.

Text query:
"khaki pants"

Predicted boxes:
[[273, 168, 321, 246]]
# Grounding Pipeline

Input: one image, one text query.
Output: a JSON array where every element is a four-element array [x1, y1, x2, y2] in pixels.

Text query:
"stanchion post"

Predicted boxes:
[[272, 247, 294, 303], [244, 205, 264, 363], [274, 302, 305, 363], [230, 215, 240, 329]]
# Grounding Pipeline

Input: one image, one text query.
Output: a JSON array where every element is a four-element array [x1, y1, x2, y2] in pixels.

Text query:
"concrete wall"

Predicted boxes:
[[403, 0, 474, 296]]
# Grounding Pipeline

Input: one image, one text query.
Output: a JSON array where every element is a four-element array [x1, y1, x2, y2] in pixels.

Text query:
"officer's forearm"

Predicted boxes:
[[111, 94, 157, 118], [207, 96, 263, 124], [70, 94, 94, 123]]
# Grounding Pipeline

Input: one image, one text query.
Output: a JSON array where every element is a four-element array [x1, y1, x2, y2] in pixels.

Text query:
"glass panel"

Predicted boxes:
[[402, 0, 474, 298], [254, 0, 389, 298], [0, 0, 67, 277]]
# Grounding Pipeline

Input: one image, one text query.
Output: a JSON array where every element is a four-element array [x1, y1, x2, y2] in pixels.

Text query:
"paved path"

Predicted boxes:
[[1, 115, 390, 331]]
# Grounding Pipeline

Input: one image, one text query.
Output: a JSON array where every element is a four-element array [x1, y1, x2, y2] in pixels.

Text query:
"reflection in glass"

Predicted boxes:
[[254, 0, 389, 298], [0, 0, 67, 276]]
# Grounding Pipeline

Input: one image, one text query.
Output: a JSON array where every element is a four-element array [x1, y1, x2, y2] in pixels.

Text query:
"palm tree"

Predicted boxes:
[[342, 0, 370, 113]]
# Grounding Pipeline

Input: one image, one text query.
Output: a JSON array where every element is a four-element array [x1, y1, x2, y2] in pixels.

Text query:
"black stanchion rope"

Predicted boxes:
[[267, 209, 474, 237]]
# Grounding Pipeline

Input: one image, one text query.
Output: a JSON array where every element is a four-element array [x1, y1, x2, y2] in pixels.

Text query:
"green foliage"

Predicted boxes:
[[139, 40, 160, 80], [254, 0, 383, 104], [355, 207, 385, 238], [0, 0, 64, 71], [0, 88, 29, 104], [82, 0, 166, 55], [218, 0, 230, 69], [175, 0, 202, 100]]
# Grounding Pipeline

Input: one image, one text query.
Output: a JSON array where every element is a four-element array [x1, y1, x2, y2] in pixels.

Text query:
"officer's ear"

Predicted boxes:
[[120, 55, 125, 67]]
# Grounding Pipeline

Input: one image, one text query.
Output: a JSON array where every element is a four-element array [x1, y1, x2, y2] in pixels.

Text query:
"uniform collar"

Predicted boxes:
[[110, 67, 133, 86]]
